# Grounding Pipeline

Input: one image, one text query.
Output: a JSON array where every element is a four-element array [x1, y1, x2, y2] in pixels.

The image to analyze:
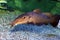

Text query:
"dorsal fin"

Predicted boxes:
[[33, 9, 41, 14]]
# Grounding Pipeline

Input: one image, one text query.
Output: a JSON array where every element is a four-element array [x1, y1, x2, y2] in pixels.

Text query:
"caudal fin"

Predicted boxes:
[[54, 14, 60, 20], [51, 14, 60, 27]]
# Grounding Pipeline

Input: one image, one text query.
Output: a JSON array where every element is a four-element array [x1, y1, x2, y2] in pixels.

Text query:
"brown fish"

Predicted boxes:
[[10, 9, 60, 27]]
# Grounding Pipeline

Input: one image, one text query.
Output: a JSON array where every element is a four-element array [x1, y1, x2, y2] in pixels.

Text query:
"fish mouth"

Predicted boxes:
[[11, 20, 29, 27]]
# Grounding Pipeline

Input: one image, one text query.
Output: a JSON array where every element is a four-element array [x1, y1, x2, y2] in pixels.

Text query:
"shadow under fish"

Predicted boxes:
[[10, 24, 60, 35]]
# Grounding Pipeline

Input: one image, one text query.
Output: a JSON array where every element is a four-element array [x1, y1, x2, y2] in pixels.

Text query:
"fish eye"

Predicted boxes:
[[22, 16, 26, 19]]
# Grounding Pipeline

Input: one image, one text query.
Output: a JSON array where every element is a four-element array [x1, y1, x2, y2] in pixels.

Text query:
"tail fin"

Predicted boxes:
[[54, 14, 60, 20], [50, 14, 60, 27]]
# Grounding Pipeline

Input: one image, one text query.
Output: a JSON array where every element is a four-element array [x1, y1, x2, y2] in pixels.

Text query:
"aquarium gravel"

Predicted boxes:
[[0, 13, 60, 40]]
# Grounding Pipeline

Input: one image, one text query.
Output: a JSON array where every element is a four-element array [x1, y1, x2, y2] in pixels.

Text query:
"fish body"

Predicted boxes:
[[10, 9, 60, 27]]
